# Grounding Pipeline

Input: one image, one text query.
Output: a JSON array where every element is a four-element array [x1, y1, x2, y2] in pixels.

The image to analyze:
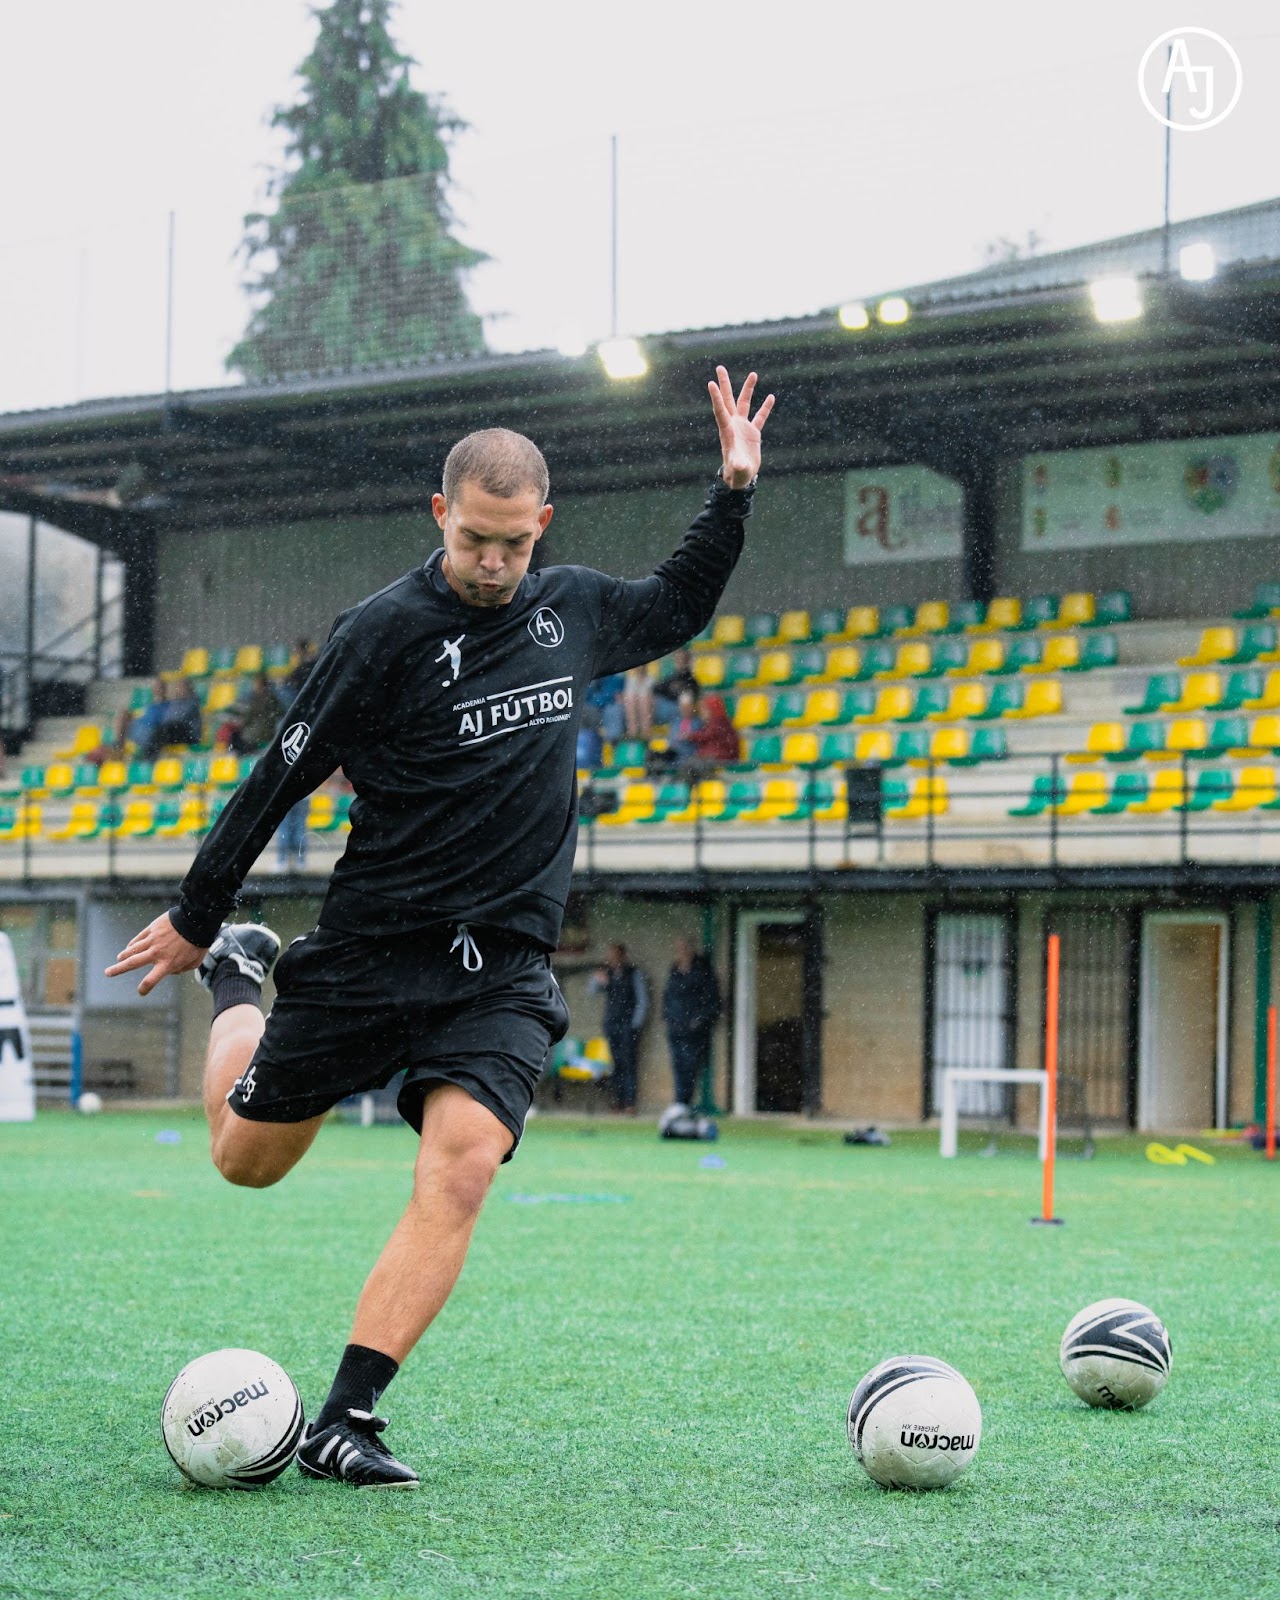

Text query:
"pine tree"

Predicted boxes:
[[228, 0, 485, 381]]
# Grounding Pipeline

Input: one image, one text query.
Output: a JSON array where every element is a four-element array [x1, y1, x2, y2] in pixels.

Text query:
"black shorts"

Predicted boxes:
[[226, 922, 570, 1160]]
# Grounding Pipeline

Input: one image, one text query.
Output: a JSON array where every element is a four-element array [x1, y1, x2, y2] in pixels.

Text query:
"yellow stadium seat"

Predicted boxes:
[[159, 796, 207, 837], [813, 778, 848, 822], [1165, 672, 1221, 712], [1054, 593, 1096, 628], [1159, 718, 1208, 757], [205, 680, 238, 714], [905, 601, 949, 635], [732, 692, 771, 730], [151, 757, 185, 791], [44, 763, 75, 798], [98, 759, 128, 790], [584, 1037, 613, 1068], [1244, 671, 1280, 711], [887, 775, 948, 819], [685, 779, 728, 822], [1005, 680, 1063, 719], [118, 798, 155, 837], [843, 606, 879, 639], [306, 793, 336, 828], [776, 610, 811, 645], [1129, 769, 1186, 813], [1249, 715, 1280, 751], [65, 724, 103, 758], [755, 650, 794, 686], [854, 729, 894, 763], [930, 684, 987, 721], [953, 639, 1005, 675], [693, 652, 726, 689], [1068, 722, 1125, 762], [1026, 635, 1080, 673], [822, 646, 861, 682], [781, 731, 821, 766], [1179, 627, 1236, 667], [209, 755, 242, 789], [1215, 766, 1277, 811], [739, 778, 799, 823], [234, 645, 264, 675], [801, 689, 843, 725], [928, 728, 970, 764], [882, 643, 932, 679], [858, 687, 913, 723], [180, 647, 210, 678], [973, 597, 1021, 632], [3, 802, 43, 841], [48, 800, 99, 843], [711, 615, 745, 649], [598, 782, 656, 825], [1054, 771, 1109, 815]]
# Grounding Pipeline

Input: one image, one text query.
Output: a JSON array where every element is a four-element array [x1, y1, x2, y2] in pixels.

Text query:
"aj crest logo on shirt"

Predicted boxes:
[[281, 723, 310, 765], [528, 607, 565, 648]]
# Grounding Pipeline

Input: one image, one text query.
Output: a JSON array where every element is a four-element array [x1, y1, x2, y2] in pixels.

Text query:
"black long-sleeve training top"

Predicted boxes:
[[169, 475, 755, 952]]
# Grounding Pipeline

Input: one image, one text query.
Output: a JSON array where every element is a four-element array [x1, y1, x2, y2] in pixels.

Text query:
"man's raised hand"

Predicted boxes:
[[707, 366, 775, 489], [105, 910, 207, 997]]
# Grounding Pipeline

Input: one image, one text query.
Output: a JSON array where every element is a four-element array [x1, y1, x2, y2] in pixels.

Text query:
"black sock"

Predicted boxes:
[[315, 1343, 400, 1430], [210, 962, 262, 1021]]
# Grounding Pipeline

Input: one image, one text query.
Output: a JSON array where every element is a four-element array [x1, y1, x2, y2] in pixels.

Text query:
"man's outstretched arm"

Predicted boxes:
[[590, 367, 774, 677]]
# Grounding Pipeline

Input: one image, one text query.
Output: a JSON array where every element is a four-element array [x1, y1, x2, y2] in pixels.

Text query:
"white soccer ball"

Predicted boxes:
[[162, 1349, 304, 1488], [1059, 1298, 1171, 1410], [847, 1355, 982, 1490], [76, 1091, 103, 1114]]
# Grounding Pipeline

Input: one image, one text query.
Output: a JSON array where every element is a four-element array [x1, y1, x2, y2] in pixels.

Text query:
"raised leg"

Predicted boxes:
[[203, 1004, 325, 1188]]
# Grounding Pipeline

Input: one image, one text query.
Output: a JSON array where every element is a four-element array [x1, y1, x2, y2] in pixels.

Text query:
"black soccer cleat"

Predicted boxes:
[[296, 1408, 420, 1489], [195, 923, 282, 992]]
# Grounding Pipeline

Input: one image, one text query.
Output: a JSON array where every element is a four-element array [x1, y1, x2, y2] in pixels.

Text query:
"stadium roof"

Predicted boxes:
[[3, 195, 1280, 545]]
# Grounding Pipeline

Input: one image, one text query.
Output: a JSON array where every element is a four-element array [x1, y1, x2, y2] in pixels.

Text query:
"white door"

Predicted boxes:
[[1139, 912, 1228, 1131], [931, 914, 1011, 1116]]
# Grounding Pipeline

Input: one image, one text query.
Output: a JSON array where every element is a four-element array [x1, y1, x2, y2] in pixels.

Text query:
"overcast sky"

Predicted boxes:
[[1, 1, 1277, 415]]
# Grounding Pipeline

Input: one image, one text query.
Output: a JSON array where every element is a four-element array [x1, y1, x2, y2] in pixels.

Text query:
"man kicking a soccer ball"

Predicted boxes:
[[108, 367, 773, 1488]]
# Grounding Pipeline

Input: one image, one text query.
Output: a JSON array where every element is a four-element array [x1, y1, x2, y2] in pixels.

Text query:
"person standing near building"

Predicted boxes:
[[591, 942, 649, 1113], [662, 935, 722, 1107]]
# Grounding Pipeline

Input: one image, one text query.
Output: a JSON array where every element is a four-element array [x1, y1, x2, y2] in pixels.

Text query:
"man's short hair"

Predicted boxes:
[[442, 428, 549, 505]]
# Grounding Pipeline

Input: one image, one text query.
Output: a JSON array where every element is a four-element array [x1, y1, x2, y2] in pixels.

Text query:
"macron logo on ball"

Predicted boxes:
[[281, 723, 310, 765]]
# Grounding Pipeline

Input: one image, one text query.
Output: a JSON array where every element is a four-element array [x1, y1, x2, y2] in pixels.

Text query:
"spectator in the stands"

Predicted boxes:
[[576, 718, 604, 771], [668, 688, 704, 764], [223, 673, 284, 755], [585, 673, 626, 745], [623, 665, 654, 740], [284, 638, 318, 698], [138, 677, 200, 759], [689, 692, 740, 766], [654, 648, 699, 725], [128, 677, 170, 755]]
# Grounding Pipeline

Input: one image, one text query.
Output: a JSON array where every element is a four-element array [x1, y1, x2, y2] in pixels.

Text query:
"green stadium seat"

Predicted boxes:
[[993, 637, 1042, 674], [1125, 673, 1181, 715], [793, 646, 827, 680], [1091, 772, 1148, 814], [744, 613, 778, 645], [887, 730, 929, 767], [1111, 720, 1166, 762], [880, 605, 914, 635], [819, 731, 858, 764], [855, 643, 897, 680], [605, 740, 647, 771], [720, 780, 762, 821], [208, 647, 236, 674], [811, 608, 845, 641], [908, 686, 951, 722], [924, 640, 968, 676], [973, 681, 1026, 719], [724, 650, 759, 686], [72, 763, 99, 795], [765, 690, 807, 728], [1226, 624, 1279, 664], [1213, 669, 1264, 711], [1235, 582, 1280, 620], [129, 684, 153, 712], [1184, 769, 1235, 812], [1192, 717, 1250, 760], [749, 734, 784, 766], [949, 726, 1008, 766], [1009, 773, 1066, 817], [19, 765, 45, 794], [951, 600, 985, 631], [1066, 633, 1118, 672], [637, 782, 690, 823], [1090, 591, 1131, 627], [264, 643, 293, 674], [1024, 595, 1059, 628]]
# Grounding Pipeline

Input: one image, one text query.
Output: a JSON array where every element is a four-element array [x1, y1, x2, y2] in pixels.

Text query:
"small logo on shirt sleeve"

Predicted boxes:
[[529, 608, 565, 648], [281, 723, 310, 764]]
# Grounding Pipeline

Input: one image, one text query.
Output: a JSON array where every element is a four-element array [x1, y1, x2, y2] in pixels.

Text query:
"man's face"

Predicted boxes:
[[432, 481, 553, 608]]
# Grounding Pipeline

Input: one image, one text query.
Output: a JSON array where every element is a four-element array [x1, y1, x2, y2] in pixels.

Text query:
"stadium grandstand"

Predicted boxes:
[[3, 193, 1280, 1137]]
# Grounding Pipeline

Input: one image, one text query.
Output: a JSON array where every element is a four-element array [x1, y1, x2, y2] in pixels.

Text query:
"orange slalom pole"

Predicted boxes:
[[1033, 933, 1063, 1225], [1267, 1004, 1277, 1162]]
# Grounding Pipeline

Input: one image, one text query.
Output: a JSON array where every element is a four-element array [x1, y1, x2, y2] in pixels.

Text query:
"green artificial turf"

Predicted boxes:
[[1, 1111, 1277, 1600]]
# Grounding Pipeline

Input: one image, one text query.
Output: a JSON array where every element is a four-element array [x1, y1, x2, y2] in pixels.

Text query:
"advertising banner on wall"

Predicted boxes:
[[843, 465, 964, 565], [1022, 432, 1280, 550]]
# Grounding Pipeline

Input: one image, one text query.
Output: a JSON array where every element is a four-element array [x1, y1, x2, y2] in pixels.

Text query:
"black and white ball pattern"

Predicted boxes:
[[847, 1355, 982, 1489], [1059, 1298, 1172, 1410], [162, 1349, 305, 1488]]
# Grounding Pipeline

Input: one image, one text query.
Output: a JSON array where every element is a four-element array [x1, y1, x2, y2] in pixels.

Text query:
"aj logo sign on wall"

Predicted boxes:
[[1138, 28, 1242, 131]]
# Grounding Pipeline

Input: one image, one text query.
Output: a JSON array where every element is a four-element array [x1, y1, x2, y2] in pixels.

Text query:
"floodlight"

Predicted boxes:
[[1179, 242, 1216, 282], [876, 296, 910, 325], [597, 337, 648, 379], [838, 301, 870, 331], [1089, 276, 1143, 323], [556, 328, 589, 358]]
